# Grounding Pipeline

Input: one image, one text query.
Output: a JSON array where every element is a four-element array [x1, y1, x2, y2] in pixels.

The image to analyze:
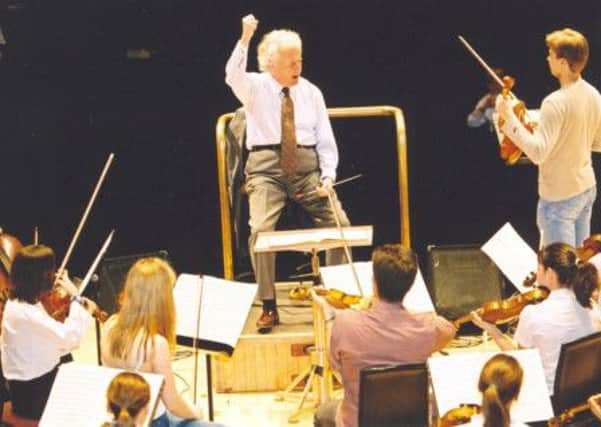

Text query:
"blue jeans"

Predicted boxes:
[[152, 412, 228, 427], [537, 186, 597, 247]]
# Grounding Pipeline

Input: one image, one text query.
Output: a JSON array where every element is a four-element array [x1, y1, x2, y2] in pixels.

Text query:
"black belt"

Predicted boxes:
[[250, 144, 316, 152]]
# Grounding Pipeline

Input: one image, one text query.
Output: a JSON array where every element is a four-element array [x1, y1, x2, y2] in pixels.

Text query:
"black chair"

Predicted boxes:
[[358, 363, 428, 427], [553, 331, 601, 414]]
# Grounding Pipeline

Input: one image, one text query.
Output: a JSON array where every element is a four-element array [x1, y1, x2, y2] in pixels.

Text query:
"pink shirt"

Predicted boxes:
[[329, 300, 456, 427]]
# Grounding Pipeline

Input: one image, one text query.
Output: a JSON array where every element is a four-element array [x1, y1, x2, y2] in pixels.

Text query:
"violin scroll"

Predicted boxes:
[[439, 403, 481, 427], [523, 271, 537, 288], [576, 234, 601, 263]]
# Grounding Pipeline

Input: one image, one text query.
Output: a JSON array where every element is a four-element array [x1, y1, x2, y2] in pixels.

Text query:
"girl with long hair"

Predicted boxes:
[[472, 242, 597, 394], [101, 257, 225, 427]]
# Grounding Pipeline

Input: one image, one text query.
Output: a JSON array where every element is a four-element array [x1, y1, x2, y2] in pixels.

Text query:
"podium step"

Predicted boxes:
[[213, 282, 316, 392]]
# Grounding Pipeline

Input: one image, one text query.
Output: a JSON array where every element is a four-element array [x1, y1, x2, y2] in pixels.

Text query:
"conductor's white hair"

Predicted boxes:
[[257, 29, 302, 72]]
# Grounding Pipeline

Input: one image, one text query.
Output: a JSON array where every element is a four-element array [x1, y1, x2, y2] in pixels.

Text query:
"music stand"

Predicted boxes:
[[254, 225, 373, 283], [254, 225, 373, 423]]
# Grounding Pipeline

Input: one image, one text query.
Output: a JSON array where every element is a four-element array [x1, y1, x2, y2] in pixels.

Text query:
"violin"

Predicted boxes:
[[453, 286, 549, 329], [40, 277, 108, 323], [0, 228, 23, 324], [289, 286, 368, 310], [457, 36, 535, 166], [548, 401, 591, 426], [40, 287, 71, 322], [496, 76, 536, 165], [438, 403, 481, 427], [42, 230, 115, 323], [576, 234, 601, 263]]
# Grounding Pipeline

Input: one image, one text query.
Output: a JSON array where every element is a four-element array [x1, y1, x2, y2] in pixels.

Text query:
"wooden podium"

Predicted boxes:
[[255, 225, 373, 423]]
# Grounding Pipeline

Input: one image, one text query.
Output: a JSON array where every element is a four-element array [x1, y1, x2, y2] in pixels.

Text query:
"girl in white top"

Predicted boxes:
[[101, 257, 225, 427], [464, 354, 527, 427], [472, 242, 597, 394], [0, 244, 97, 419]]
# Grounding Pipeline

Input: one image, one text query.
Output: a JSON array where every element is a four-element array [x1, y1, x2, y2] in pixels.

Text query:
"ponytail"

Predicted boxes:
[[478, 354, 523, 427], [105, 372, 150, 427], [571, 262, 598, 308], [107, 404, 135, 427], [482, 384, 510, 427]]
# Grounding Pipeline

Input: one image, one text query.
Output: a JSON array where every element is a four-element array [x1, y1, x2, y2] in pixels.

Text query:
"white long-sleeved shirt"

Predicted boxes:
[[500, 78, 601, 201], [514, 288, 595, 393], [1, 299, 91, 380], [225, 41, 339, 180]]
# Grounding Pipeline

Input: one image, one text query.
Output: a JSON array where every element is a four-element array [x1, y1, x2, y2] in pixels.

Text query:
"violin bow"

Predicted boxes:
[[457, 35, 534, 122], [325, 191, 364, 297], [55, 153, 115, 284], [77, 229, 115, 297]]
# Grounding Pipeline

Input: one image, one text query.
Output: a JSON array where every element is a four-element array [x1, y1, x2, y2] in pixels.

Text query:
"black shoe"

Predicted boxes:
[[256, 309, 280, 334]]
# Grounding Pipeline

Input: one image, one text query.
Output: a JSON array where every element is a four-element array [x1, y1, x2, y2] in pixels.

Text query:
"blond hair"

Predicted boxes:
[[103, 372, 150, 427], [546, 28, 589, 73], [107, 257, 177, 363], [257, 29, 302, 72]]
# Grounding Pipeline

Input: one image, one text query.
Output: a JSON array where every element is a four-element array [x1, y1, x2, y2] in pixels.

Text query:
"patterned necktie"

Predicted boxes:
[[280, 87, 297, 177]]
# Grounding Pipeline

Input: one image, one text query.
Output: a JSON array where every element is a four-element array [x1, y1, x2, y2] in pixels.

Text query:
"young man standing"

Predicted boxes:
[[497, 28, 601, 247]]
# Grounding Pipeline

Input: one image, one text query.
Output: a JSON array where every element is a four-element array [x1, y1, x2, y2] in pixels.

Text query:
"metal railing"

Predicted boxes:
[[215, 105, 410, 279]]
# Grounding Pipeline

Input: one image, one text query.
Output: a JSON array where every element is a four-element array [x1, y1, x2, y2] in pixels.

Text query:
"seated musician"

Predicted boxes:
[[101, 257, 227, 427], [314, 244, 456, 427], [464, 353, 526, 427], [472, 242, 597, 394], [102, 371, 151, 427], [0, 244, 97, 420]]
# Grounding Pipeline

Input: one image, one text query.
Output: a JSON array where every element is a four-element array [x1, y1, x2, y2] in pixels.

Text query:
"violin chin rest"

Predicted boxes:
[[289, 286, 311, 301]]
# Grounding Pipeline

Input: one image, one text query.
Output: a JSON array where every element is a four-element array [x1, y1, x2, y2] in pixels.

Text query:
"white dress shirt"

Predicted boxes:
[[225, 41, 339, 180], [1, 299, 92, 380], [514, 288, 596, 393]]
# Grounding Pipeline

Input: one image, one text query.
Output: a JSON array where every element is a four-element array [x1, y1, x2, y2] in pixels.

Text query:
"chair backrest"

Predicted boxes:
[[553, 331, 601, 412], [358, 363, 428, 427]]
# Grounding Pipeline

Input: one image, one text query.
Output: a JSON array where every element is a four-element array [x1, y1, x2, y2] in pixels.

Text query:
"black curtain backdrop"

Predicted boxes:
[[1, 0, 601, 278]]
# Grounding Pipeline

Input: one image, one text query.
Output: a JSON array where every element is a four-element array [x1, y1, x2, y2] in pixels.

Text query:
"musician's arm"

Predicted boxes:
[[225, 15, 258, 105], [432, 315, 457, 352], [470, 311, 518, 351], [152, 335, 203, 420], [328, 318, 342, 372], [486, 324, 519, 351], [497, 97, 563, 164], [593, 118, 601, 153]]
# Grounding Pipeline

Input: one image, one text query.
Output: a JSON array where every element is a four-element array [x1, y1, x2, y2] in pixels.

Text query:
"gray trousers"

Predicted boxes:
[[246, 147, 351, 301]]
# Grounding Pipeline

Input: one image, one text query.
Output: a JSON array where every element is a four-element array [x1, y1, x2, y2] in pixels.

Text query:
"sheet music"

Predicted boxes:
[[428, 349, 553, 422], [254, 226, 372, 251], [174, 274, 257, 349], [319, 262, 435, 313], [481, 222, 537, 293], [40, 363, 163, 427]]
